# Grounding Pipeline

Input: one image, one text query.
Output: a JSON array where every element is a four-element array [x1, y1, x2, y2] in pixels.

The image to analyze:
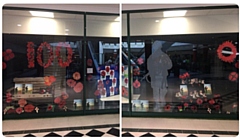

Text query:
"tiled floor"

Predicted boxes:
[[3, 114, 120, 137], [122, 117, 239, 137]]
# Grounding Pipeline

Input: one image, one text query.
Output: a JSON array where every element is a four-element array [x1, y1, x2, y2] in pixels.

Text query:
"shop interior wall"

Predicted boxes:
[[122, 14, 238, 36]]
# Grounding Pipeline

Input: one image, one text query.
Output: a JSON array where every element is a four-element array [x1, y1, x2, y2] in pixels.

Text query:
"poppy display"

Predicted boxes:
[[228, 72, 238, 82], [24, 104, 35, 113], [18, 99, 27, 107], [217, 41, 237, 63], [3, 49, 15, 61], [196, 98, 203, 105], [16, 107, 23, 114], [164, 104, 171, 111], [55, 42, 73, 68], [133, 79, 141, 88], [73, 82, 83, 93], [73, 72, 81, 80], [67, 79, 76, 88], [87, 59, 93, 66]]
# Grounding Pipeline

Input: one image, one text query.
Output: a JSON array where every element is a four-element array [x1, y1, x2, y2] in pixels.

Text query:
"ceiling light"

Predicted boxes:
[[114, 16, 120, 21], [65, 33, 68, 35], [17, 24, 21, 27], [155, 20, 159, 22], [163, 10, 187, 17], [29, 11, 54, 18], [65, 29, 69, 31]]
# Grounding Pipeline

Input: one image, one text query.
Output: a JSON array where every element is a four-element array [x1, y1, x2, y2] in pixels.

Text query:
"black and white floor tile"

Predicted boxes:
[[4, 124, 119, 137], [122, 128, 238, 137]]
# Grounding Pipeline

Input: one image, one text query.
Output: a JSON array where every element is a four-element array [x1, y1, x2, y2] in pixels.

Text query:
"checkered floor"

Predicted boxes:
[[122, 131, 238, 137], [4, 126, 119, 137]]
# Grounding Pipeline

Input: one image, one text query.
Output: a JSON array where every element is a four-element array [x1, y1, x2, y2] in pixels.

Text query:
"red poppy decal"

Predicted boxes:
[[110, 70, 114, 76], [87, 59, 93, 66], [73, 72, 81, 80], [217, 41, 237, 63], [3, 62, 7, 69], [58, 100, 66, 108], [94, 90, 100, 96], [133, 68, 140, 76], [229, 72, 238, 82], [18, 99, 27, 107], [87, 75, 92, 81], [235, 61, 239, 69], [73, 82, 83, 93], [61, 92, 69, 100], [47, 105, 53, 111], [133, 79, 141, 88], [178, 106, 182, 110], [67, 79, 76, 88], [137, 58, 144, 65], [54, 97, 62, 104], [101, 71, 106, 77], [181, 95, 187, 100], [24, 104, 35, 113], [191, 105, 197, 112], [208, 99, 215, 105], [214, 104, 220, 110], [44, 75, 56, 86], [6, 92, 12, 103], [164, 104, 171, 111], [196, 98, 203, 105], [4, 49, 15, 61], [16, 107, 23, 114], [122, 86, 128, 96], [112, 78, 116, 84], [110, 87, 114, 92], [105, 66, 110, 73], [183, 102, 189, 107], [124, 78, 128, 85]]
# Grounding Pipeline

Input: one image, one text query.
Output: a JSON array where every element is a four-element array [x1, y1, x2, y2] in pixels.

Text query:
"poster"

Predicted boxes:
[[14, 84, 23, 94]]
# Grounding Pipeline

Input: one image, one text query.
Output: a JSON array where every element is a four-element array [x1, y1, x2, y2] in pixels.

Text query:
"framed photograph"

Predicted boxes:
[[86, 99, 94, 107], [132, 100, 141, 108], [24, 84, 33, 94], [204, 84, 212, 95], [73, 99, 82, 107], [140, 100, 149, 108], [14, 84, 23, 94], [180, 85, 188, 95]]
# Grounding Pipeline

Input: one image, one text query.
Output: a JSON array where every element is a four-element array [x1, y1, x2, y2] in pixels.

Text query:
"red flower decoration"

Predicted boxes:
[[213, 94, 221, 98], [47, 105, 53, 111], [235, 61, 239, 69], [137, 58, 144, 65], [183, 102, 189, 107], [106, 66, 110, 73], [7, 108, 15, 114], [94, 90, 100, 96], [87, 75, 92, 81], [3, 62, 7, 69], [217, 41, 237, 63], [18, 99, 27, 107], [164, 104, 171, 111], [110, 70, 114, 76], [37, 42, 54, 68], [98, 80, 104, 89], [112, 78, 116, 84], [133, 79, 141, 88], [101, 71, 106, 77], [178, 106, 182, 110], [73, 82, 83, 93], [87, 59, 93, 66], [122, 86, 128, 96], [44, 76, 56, 86], [6, 92, 12, 103], [124, 78, 128, 84], [27, 42, 35, 68], [191, 105, 197, 112], [61, 92, 69, 100], [196, 98, 203, 105], [105, 80, 110, 85], [54, 97, 62, 104], [122, 66, 124, 73], [4, 49, 15, 61], [24, 104, 35, 113], [229, 72, 238, 82], [208, 99, 215, 105], [56, 42, 73, 67], [58, 100, 66, 108], [16, 107, 23, 114], [67, 79, 76, 87], [133, 68, 140, 75], [73, 72, 81, 80], [110, 87, 114, 92], [214, 104, 220, 110], [203, 97, 208, 102]]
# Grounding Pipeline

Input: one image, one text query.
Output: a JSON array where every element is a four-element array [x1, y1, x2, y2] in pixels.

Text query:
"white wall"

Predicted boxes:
[[3, 15, 120, 37], [122, 14, 239, 36]]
